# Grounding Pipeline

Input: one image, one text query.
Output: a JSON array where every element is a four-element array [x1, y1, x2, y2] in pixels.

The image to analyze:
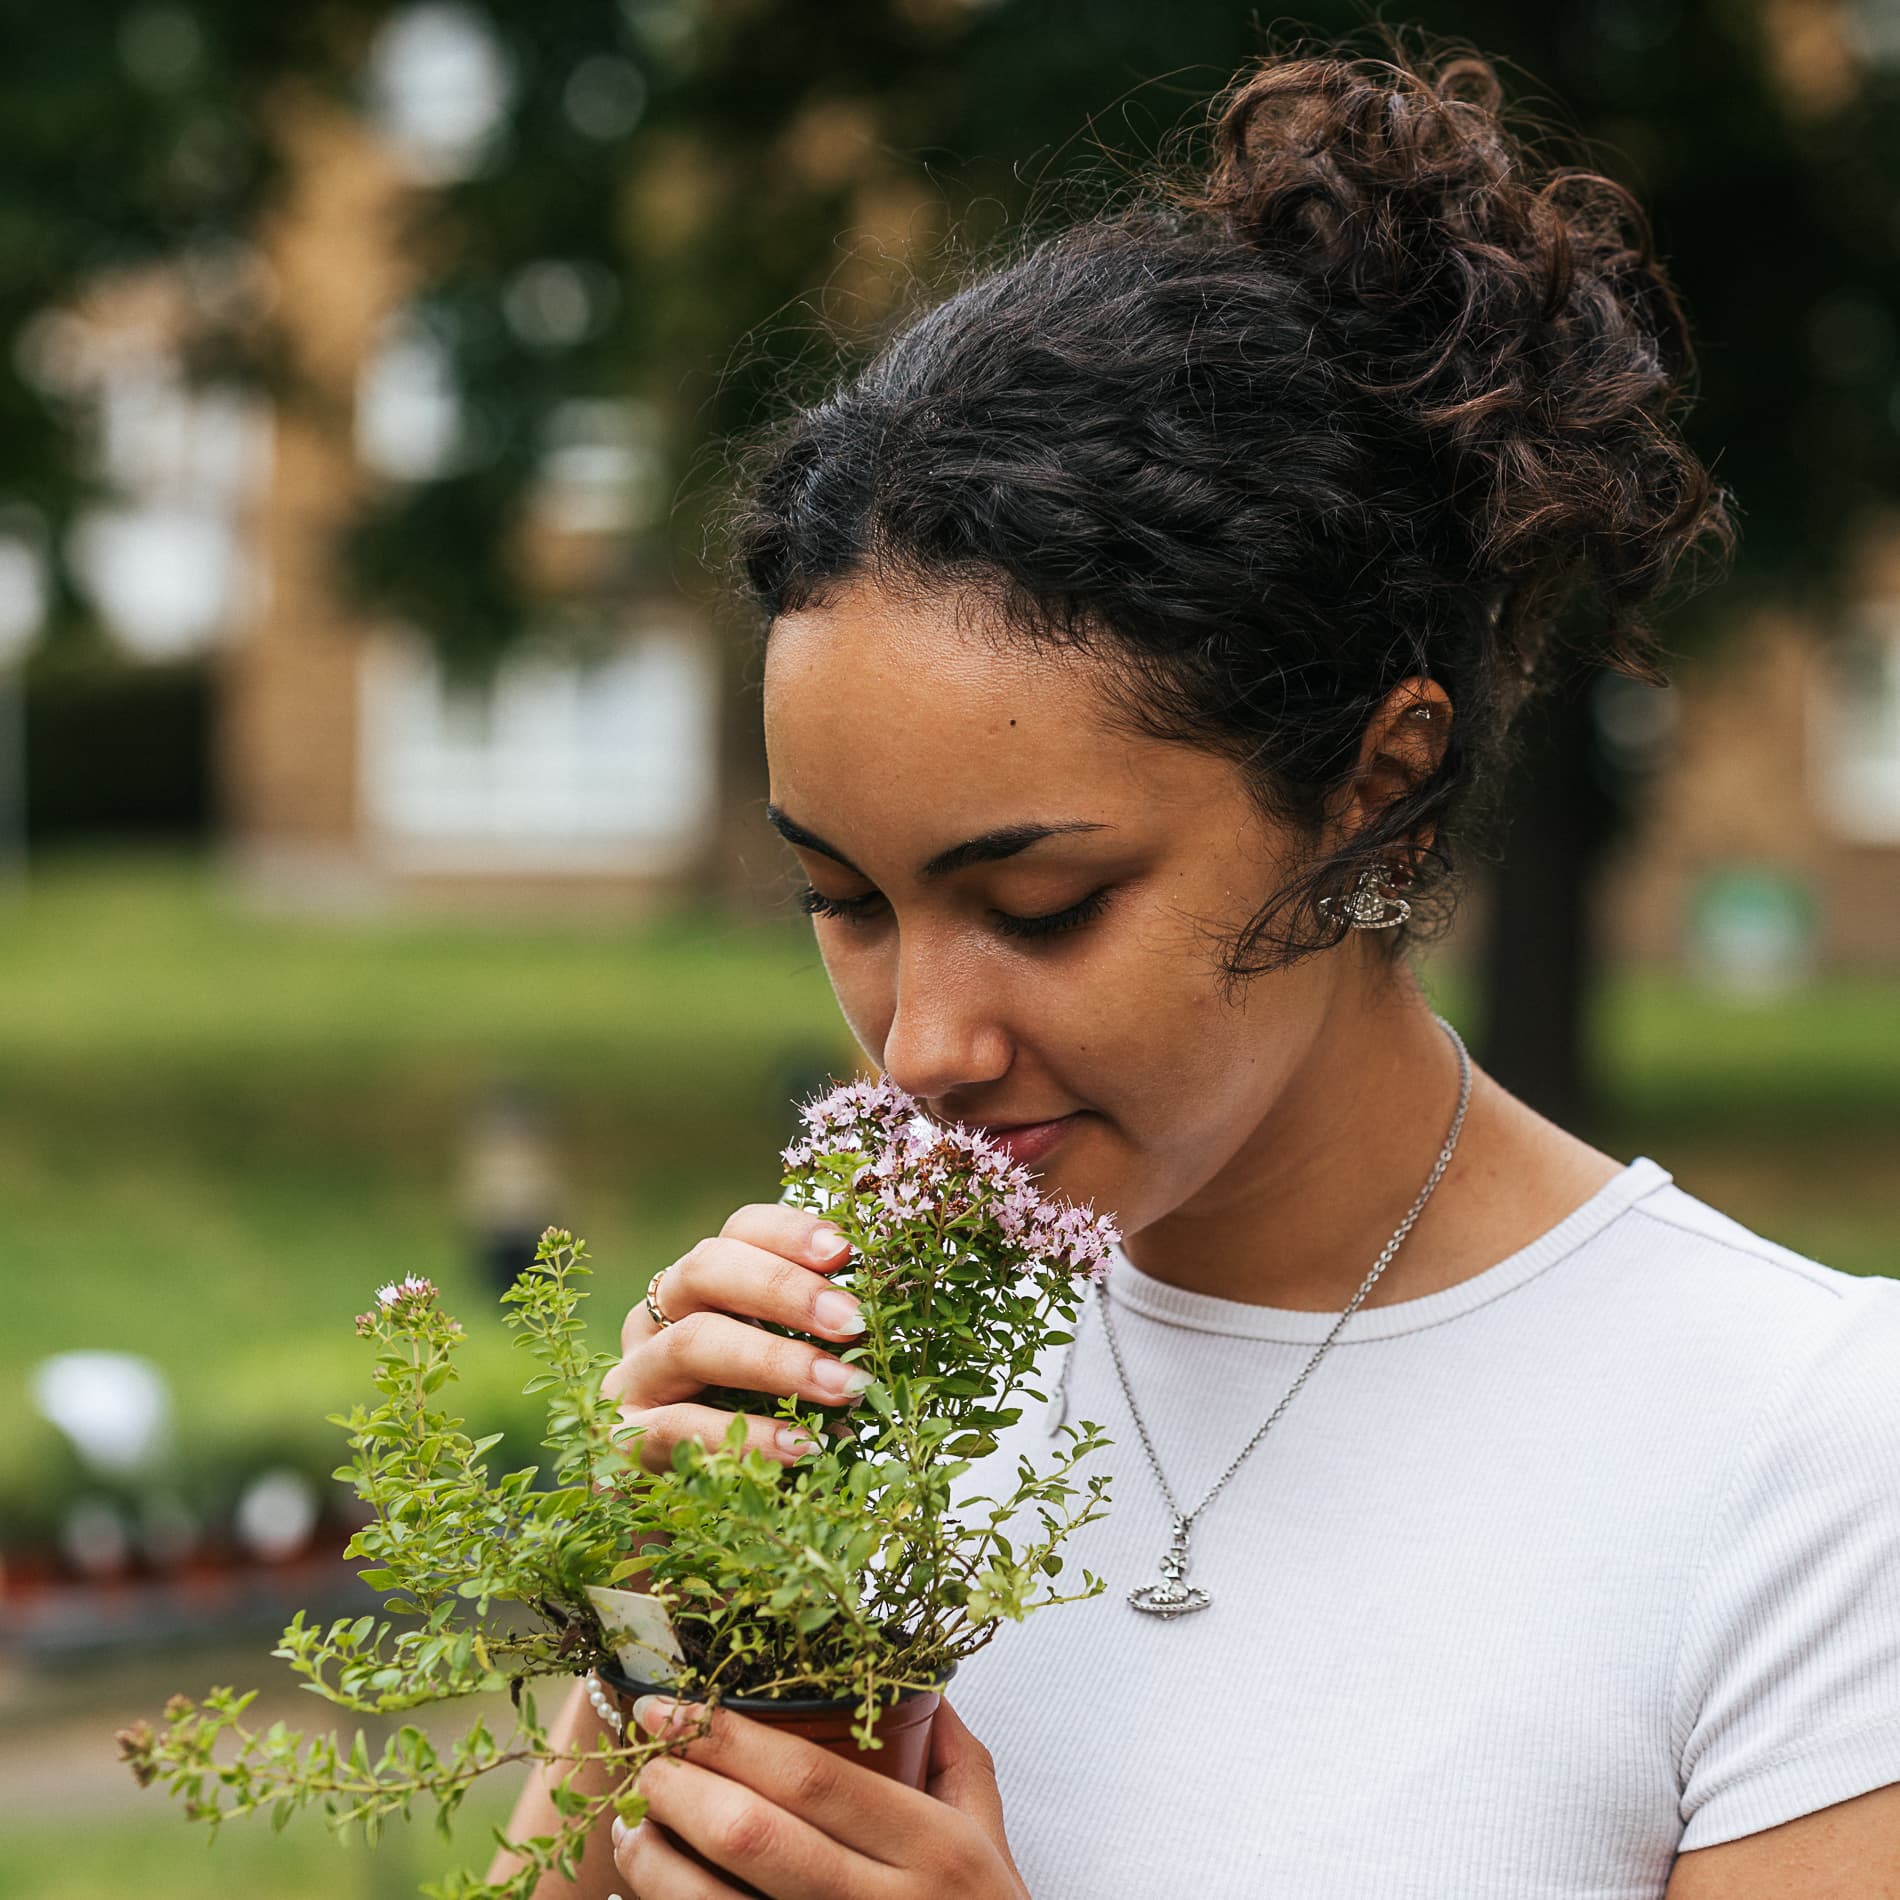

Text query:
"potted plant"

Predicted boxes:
[[118, 1075, 1118, 1899]]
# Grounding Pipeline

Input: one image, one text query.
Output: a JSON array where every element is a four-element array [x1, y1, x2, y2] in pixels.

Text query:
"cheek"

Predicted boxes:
[[1033, 924, 1237, 1153], [1082, 911, 1230, 1090], [816, 939, 890, 1065], [1047, 929, 1293, 1212]]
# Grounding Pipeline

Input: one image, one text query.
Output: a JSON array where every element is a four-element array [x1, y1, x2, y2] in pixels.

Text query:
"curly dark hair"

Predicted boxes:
[[722, 33, 1735, 980]]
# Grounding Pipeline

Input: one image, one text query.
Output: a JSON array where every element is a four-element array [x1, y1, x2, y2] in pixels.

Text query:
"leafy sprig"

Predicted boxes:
[[123, 1075, 1118, 1897]]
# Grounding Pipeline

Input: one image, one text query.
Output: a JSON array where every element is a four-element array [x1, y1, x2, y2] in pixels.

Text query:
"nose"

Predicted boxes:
[[878, 930, 1013, 1103]]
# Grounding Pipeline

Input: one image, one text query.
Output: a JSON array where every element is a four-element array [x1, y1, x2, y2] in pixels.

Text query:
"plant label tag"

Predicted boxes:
[[586, 1584, 687, 1687]]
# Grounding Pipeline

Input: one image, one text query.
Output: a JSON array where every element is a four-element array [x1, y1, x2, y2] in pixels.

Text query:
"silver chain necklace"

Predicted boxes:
[[1054, 1011, 1472, 1618]]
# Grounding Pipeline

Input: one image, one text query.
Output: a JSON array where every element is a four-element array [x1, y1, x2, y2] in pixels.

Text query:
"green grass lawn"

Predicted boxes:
[[0, 850, 1893, 1896], [1, 849, 1894, 1512], [0, 851, 855, 1524], [0, 1781, 524, 1900], [0, 1645, 527, 1900]]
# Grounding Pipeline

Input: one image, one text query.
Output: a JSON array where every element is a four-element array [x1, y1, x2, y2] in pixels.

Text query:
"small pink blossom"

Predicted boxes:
[[784, 1075, 1120, 1282], [372, 1274, 438, 1310]]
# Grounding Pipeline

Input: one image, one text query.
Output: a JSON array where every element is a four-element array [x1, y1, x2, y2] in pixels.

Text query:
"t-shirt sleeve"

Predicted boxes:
[[1673, 1276, 1900, 1852]]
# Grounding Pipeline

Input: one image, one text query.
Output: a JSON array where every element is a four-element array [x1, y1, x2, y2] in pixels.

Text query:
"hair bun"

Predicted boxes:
[[1175, 39, 1734, 694]]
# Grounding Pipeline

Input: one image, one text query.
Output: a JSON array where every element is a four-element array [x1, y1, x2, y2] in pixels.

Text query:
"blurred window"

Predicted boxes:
[[1810, 599, 1900, 842], [359, 626, 717, 871], [0, 509, 49, 663], [535, 398, 664, 535], [64, 357, 267, 659]]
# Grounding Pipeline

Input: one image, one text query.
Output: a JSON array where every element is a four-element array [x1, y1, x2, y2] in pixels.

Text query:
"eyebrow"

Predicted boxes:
[[765, 804, 1111, 882]]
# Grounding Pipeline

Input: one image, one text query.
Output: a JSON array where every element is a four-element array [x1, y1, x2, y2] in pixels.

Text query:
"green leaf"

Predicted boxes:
[[935, 1371, 993, 1396]]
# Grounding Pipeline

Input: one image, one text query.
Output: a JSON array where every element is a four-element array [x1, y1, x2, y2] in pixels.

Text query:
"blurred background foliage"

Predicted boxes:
[[1, 3, 1897, 1895], [5, 0, 1900, 653], [4, 0, 1899, 1110]]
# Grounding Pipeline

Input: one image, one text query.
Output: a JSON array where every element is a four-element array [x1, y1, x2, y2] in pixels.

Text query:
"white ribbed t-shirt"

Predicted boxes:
[[947, 1156, 1900, 1899]]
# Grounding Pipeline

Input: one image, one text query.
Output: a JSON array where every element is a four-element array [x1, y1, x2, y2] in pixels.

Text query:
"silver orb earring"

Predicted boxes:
[[1317, 861, 1414, 930]]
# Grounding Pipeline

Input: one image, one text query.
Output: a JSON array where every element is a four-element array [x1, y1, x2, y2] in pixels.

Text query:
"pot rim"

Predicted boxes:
[[595, 1656, 957, 1715]]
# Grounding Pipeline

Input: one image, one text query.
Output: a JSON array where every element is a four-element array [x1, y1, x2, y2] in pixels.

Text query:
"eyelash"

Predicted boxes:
[[797, 885, 1114, 942]]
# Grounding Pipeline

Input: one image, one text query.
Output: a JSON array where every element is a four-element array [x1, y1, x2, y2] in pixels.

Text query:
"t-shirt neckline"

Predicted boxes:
[[1104, 1154, 1674, 1344]]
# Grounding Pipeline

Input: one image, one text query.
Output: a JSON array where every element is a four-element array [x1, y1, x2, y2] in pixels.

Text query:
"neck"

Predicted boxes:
[[1121, 963, 1513, 1311]]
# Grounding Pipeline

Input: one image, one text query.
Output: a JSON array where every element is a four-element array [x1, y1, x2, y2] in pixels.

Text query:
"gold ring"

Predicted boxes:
[[643, 1266, 675, 1330]]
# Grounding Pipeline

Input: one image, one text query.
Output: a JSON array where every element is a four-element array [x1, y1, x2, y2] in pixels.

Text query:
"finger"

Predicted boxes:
[[609, 1402, 824, 1476], [622, 1237, 865, 1356], [718, 1200, 854, 1268], [924, 1697, 1008, 1842], [633, 1748, 877, 1900], [622, 1216, 854, 1351], [609, 1310, 872, 1413], [634, 1698, 933, 1867], [614, 1809, 761, 1900]]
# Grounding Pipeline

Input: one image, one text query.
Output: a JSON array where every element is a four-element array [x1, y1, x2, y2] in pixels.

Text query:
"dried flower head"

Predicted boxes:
[[115, 1720, 157, 1786]]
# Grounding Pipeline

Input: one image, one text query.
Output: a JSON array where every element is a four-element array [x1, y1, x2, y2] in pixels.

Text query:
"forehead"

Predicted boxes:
[[762, 578, 1150, 825], [762, 580, 1277, 889], [765, 578, 1092, 737]]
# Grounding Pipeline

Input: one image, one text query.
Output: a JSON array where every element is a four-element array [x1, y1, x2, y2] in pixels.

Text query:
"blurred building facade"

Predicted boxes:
[[20, 9, 1900, 963], [220, 72, 719, 916], [1599, 548, 1900, 973]]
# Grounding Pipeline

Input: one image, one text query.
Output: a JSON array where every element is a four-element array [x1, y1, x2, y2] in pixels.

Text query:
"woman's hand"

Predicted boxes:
[[601, 1203, 870, 1473], [610, 1693, 1029, 1900]]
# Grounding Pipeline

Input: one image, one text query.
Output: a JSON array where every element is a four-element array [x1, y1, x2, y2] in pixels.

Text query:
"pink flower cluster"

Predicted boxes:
[[781, 1076, 1121, 1280], [354, 1274, 441, 1334]]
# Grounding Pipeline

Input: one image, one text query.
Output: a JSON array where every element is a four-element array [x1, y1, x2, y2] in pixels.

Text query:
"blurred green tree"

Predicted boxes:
[[2, 0, 1896, 1119]]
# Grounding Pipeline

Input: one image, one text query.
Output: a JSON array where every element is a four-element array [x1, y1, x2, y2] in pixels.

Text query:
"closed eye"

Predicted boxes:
[[797, 886, 1114, 942]]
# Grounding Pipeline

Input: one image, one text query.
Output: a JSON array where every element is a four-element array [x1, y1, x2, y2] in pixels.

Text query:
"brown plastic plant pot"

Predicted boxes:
[[595, 1657, 955, 1791]]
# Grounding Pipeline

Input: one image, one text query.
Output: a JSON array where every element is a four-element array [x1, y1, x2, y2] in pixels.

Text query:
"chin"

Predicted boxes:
[[1036, 1125, 1129, 1225]]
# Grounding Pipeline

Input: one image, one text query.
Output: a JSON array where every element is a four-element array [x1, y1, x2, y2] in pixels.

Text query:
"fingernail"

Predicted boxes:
[[775, 1424, 819, 1458], [813, 1359, 873, 1400], [809, 1225, 849, 1261], [633, 1694, 682, 1731], [812, 1288, 865, 1335]]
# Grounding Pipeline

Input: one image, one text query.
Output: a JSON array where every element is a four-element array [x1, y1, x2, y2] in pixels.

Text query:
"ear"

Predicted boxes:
[[1336, 675, 1453, 863]]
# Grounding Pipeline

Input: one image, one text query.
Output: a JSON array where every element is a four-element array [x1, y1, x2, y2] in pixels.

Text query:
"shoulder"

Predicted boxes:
[[1545, 1163, 1900, 1491], [1581, 1165, 1900, 1389], [1623, 1176, 1900, 1848], [1654, 1192, 1900, 1846], [1624, 1172, 1885, 1303], [1583, 1167, 1900, 1547]]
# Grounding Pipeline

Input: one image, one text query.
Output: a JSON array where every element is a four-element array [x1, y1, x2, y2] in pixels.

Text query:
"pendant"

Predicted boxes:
[[1128, 1515, 1211, 1617]]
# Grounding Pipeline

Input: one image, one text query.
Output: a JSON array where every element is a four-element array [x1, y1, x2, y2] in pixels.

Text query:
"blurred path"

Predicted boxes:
[[0, 1643, 519, 1819]]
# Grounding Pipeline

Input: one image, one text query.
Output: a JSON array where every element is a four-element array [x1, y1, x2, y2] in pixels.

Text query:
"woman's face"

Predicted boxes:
[[762, 574, 1373, 1238]]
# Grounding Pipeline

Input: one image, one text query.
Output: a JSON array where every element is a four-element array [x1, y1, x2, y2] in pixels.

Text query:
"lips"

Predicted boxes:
[[965, 1112, 1083, 1167]]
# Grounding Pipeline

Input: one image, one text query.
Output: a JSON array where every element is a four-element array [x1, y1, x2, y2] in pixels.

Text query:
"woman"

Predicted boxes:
[[500, 39, 1900, 1899]]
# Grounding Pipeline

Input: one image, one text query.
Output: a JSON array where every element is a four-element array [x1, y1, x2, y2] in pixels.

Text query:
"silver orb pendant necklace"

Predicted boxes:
[[1055, 1011, 1472, 1618]]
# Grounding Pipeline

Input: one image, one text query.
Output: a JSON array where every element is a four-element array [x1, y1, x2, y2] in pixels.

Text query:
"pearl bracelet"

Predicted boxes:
[[585, 1670, 625, 1734]]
